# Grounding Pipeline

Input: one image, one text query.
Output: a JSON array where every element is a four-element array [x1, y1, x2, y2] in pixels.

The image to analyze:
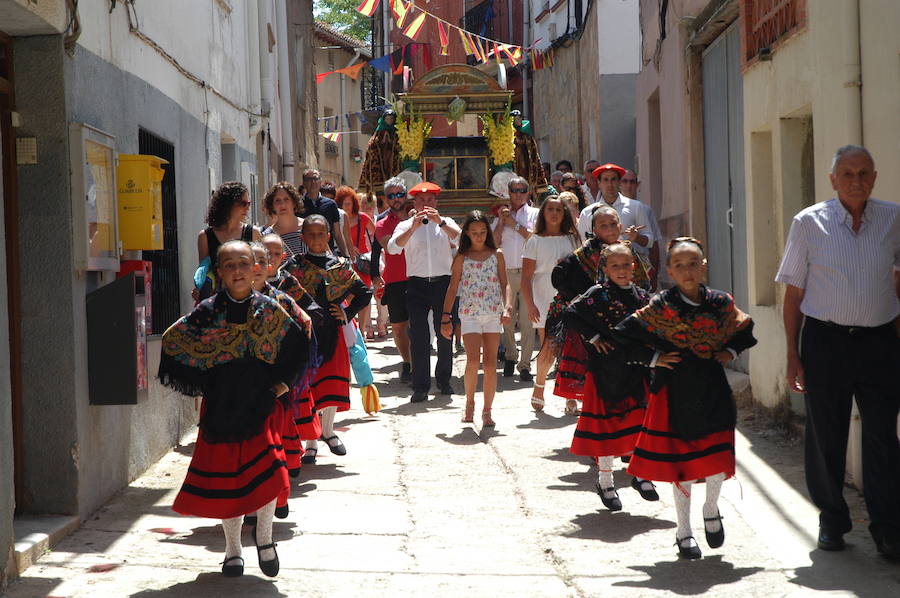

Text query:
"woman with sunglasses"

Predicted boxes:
[[194, 182, 262, 301]]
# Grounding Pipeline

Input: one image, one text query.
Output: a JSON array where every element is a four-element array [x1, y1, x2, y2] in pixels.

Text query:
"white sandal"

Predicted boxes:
[[531, 384, 545, 412]]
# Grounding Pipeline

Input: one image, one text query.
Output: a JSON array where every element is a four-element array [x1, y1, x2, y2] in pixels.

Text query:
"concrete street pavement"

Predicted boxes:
[[3, 336, 899, 597]]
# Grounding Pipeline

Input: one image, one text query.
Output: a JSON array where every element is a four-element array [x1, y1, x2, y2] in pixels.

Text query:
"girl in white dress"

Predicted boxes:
[[522, 194, 581, 411]]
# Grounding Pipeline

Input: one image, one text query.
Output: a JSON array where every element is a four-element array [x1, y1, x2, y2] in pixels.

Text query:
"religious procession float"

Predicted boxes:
[[358, 64, 548, 219]]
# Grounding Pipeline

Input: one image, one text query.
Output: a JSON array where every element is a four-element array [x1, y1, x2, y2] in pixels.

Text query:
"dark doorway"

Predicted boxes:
[[1, 29, 25, 512], [138, 129, 180, 334]]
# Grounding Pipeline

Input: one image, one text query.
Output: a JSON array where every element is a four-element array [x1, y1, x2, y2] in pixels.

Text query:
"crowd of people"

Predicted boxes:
[[158, 144, 899, 578]]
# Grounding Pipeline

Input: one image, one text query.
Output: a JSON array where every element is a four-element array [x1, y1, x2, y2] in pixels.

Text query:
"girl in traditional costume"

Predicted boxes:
[[615, 237, 756, 559], [566, 243, 658, 511], [549, 204, 650, 414], [158, 240, 310, 577], [262, 233, 325, 451], [282, 215, 372, 463]]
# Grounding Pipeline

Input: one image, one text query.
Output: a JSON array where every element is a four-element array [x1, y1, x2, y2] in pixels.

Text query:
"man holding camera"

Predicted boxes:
[[388, 182, 462, 402]]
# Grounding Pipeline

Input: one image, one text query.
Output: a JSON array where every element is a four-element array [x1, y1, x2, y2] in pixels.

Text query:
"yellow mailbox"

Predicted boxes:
[[117, 154, 168, 250]]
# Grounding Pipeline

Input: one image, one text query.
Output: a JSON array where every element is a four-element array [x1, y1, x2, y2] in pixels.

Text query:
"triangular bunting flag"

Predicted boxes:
[[390, 46, 405, 75], [316, 70, 336, 84], [336, 62, 366, 80], [438, 21, 449, 56], [368, 54, 391, 73], [458, 27, 474, 56], [355, 0, 380, 17], [392, 0, 410, 28], [403, 11, 427, 40]]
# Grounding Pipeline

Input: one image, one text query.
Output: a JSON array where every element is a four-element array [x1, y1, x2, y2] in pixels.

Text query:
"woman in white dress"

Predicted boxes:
[[521, 194, 581, 411]]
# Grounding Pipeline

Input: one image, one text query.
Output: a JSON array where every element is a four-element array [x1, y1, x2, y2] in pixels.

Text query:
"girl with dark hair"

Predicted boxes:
[[261, 181, 307, 256], [440, 211, 510, 426], [281, 216, 372, 462], [194, 182, 261, 301], [522, 195, 581, 411], [566, 242, 658, 512], [615, 237, 757, 560], [158, 240, 310, 578]]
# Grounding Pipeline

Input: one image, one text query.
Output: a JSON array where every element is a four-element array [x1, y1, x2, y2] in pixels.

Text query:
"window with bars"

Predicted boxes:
[[138, 129, 181, 335], [741, 0, 807, 66]]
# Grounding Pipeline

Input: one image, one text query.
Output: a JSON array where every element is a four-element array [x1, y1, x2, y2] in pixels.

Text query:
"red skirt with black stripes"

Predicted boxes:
[[311, 333, 351, 412], [293, 389, 322, 440], [553, 330, 588, 400], [173, 400, 289, 520], [281, 416, 302, 473], [570, 372, 645, 458], [626, 386, 735, 483]]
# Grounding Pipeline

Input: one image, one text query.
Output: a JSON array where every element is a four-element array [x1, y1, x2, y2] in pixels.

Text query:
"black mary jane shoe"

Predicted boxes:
[[275, 504, 289, 519], [704, 512, 725, 548], [630, 477, 660, 501], [596, 482, 623, 512], [257, 542, 280, 577], [221, 555, 244, 577], [321, 434, 347, 456], [301, 447, 318, 464], [676, 536, 702, 560]]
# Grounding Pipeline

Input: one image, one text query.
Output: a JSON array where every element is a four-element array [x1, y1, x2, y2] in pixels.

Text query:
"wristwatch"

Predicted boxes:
[[438, 219, 447, 228], [514, 223, 521, 232]]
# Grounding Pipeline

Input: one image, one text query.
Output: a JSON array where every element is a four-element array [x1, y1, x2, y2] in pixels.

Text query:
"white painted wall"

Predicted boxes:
[[76, 0, 257, 158], [530, 0, 589, 51], [597, 0, 640, 74]]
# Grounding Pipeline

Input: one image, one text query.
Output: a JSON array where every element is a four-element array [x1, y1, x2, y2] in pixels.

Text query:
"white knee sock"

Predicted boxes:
[[597, 456, 615, 490], [320, 406, 337, 437], [222, 516, 243, 560], [703, 473, 725, 532], [255, 498, 277, 561], [674, 481, 694, 540]]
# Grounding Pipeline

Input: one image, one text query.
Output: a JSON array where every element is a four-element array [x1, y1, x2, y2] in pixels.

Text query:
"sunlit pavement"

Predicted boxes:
[[4, 335, 899, 597]]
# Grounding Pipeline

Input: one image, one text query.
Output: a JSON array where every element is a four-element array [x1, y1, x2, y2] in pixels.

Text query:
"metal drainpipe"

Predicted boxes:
[[842, 0, 863, 145], [276, 0, 295, 182]]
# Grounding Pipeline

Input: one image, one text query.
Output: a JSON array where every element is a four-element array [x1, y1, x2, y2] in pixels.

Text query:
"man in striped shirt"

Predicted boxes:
[[776, 145, 900, 559]]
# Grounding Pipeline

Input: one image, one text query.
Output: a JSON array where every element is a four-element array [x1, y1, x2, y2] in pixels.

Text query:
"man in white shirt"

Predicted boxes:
[[776, 145, 900, 557], [576, 163, 654, 254], [492, 176, 538, 380], [620, 169, 662, 289], [388, 182, 462, 402]]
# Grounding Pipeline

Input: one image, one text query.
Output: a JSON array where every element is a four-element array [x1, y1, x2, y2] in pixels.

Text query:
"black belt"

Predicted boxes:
[[807, 317, 891, 336], [408, 275, 450, 283]]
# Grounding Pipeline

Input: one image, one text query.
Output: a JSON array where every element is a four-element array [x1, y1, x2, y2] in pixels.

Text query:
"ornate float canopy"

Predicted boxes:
[[398, 64, 512, 115]]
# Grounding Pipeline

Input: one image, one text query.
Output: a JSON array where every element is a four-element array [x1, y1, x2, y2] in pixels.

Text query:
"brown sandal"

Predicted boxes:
[[482, 410, 495, 427]]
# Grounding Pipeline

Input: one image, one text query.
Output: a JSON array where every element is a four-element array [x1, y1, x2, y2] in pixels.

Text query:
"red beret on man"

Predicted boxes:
[[592, 163, 626, 179], [408, 181, 442, 196]]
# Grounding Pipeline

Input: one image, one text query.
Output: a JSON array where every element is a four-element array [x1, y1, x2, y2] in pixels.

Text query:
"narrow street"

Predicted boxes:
[[4, 338, 899, 597]]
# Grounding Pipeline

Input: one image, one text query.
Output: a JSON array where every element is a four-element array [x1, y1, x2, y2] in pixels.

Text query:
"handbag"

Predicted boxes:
[[353, 219, 373, 277]]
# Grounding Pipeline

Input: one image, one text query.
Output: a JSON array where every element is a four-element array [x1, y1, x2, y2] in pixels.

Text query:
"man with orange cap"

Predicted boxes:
[[387, 182, 462, 402], [576, 163, 654, 254]]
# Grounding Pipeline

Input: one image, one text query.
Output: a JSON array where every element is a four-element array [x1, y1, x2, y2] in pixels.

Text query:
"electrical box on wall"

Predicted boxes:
[[117, 154, 167, 250], [69, 123, 121, 272]]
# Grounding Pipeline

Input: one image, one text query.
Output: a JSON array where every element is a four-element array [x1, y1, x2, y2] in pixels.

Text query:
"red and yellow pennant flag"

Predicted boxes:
[[469, 33, 484, 62], [403, 11, 427, 40], [437, 21, 450, 56], [493, 41, 501, 64], [355, 0, 380, 17], [392, 0, 410, 28], [546, 48, 555, 67], [320, 132, 341, 142], [458, 27, 474, 56]]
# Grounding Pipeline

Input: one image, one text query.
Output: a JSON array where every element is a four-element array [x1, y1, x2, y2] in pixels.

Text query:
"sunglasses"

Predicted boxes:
[[386, 192, 406, 199], [510, 187, 528, 194]]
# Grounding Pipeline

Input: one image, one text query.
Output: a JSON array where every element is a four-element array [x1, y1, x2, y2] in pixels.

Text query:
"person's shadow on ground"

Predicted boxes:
[[562, 511, 676, 543], [612, 556, 764, 594], [788, 548, 900, 598], [128, 573, 289, 597]]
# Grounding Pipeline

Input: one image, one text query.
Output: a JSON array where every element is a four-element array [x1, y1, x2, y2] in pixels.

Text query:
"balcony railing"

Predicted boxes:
[[741, 0, 807, 66]]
